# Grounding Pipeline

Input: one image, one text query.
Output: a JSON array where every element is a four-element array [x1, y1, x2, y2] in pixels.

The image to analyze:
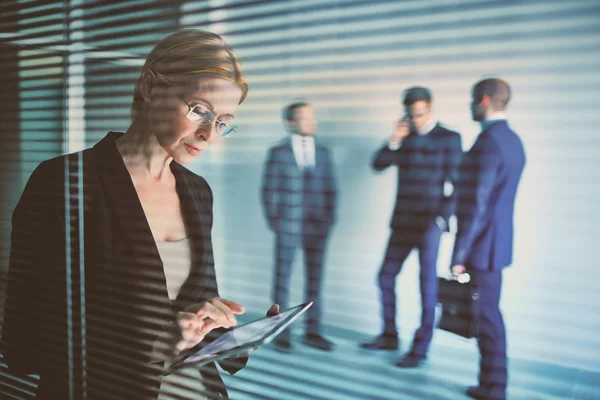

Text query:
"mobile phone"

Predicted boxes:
[[401, 114, 417, 135]]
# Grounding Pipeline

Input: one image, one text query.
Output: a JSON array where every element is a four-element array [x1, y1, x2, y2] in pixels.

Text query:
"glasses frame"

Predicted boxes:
[[178, 95, 238, 138], [153, 71, 238, 137]]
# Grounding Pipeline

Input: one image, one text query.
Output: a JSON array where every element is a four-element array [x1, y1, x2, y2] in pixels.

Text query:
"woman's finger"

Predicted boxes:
[[218, 298, 246, 314], [198, 319, 219, 336], [193, 302, 233, 328], [186, 319, 219, 348], [181, 319, 203, 341], [266, 304, 280, 317], [210, 298, 239, 326], [177, 311, 199, 329]]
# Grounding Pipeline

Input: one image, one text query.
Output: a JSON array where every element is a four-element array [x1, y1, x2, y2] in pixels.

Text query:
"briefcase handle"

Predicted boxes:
[[456, 272, 471, 284], [449, 272, 471, 284]]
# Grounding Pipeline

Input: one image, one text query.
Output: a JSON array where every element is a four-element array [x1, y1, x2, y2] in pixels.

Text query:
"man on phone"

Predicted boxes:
[[361, 87, 463, 368], [451, 78, 525, 400]]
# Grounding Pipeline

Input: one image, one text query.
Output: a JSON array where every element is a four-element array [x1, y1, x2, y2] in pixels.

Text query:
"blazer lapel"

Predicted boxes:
[[91, 132, 171, 309], [92, 133, 215, 315], [282, 138, 302, 176], [314, 144, 325, 173]]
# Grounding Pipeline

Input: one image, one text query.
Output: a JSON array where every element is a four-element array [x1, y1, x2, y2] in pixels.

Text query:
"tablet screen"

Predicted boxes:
[[168, 302, 312, 371]]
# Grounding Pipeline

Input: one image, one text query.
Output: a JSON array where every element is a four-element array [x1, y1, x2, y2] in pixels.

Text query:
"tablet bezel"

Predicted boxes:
[[164, 301, 312, 374]]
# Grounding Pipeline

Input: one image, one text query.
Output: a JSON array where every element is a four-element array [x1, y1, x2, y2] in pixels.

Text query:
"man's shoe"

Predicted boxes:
[[303, 334, 334, 351], [466, 386, 506, 400], [273, 337, 292, 353], [360, 334, 399, 350], [394, 352, 426, 368]]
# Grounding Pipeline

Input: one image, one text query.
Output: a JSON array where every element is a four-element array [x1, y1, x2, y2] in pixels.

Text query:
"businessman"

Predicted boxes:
[[361, 87, 463, 368], [451, 78, 526, 400], [261, 102, 337, 352]]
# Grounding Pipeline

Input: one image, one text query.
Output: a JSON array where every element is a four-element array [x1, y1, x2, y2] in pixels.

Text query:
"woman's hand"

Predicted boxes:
[[172, 297, 245, 356]]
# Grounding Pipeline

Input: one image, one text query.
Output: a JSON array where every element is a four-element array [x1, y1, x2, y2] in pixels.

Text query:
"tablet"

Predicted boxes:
[[164, 301, 312, 374]]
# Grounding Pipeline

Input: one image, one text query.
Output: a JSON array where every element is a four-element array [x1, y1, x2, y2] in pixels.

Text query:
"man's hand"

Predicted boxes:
[[389, 118, 410, 147], [451, 265, 467, 278]]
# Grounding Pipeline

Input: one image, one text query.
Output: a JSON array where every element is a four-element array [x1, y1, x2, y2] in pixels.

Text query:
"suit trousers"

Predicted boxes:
[[273, 226, 328, 339], [377, 222, 442, 355], [470, 269, 507, 399]]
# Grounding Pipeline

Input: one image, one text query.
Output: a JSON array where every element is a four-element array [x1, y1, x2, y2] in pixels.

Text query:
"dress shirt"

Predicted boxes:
[[292, 133, 316, 170]]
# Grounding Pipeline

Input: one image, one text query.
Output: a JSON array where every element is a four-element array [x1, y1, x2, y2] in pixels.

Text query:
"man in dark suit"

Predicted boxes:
[[451, 78, 526, 400], [361, 88, 463, 368], [261, 102, 337, 352]]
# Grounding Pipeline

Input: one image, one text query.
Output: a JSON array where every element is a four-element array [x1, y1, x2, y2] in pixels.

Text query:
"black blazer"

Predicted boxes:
[[372, 124, 463, 238], [2, 132, 246, 399]]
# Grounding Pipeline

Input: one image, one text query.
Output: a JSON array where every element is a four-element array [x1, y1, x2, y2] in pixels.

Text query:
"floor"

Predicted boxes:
[[218, 323, 600, 400], [1, 321, 600, 399]]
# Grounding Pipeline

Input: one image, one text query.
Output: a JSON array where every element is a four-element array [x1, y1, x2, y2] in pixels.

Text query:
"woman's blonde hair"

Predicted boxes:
[[131, 29, 248, 119]]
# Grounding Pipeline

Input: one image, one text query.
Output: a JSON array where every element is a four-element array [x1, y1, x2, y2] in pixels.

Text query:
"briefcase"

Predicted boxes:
[[437, 276, 480, 338]]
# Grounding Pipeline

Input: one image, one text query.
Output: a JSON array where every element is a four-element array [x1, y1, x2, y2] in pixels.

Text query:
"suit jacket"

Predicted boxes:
[[261, 136, 337, 237], [452, 120, 526, 271], [2, 132, 246, 399], [372, 124, 463, 236]]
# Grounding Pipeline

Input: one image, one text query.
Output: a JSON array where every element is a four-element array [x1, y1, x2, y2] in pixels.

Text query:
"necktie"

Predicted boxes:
[[302, 138, 316, 221], [302, 137, 311, 170]]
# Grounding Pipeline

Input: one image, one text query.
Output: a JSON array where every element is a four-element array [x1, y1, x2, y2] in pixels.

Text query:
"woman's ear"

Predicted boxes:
[[139, 70, 157, 104]]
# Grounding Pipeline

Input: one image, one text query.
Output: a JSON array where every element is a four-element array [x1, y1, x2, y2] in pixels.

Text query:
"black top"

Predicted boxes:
[[372, 124, 463, 241], [2, 132, 246, 399]]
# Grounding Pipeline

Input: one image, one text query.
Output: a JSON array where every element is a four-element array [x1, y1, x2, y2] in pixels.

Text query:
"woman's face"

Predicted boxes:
[[148, 77, 243, 164]]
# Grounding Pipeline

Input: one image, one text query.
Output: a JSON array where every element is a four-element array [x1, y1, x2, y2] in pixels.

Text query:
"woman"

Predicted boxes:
[[3, 29, 273, 399]]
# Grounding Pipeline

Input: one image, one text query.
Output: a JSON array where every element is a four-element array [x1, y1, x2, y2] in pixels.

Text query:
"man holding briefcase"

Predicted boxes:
[[451, 78, 526, 400]]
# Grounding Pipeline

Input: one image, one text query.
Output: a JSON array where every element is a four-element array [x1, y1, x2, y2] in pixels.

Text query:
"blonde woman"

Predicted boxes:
[[3, 30, 275, 399]]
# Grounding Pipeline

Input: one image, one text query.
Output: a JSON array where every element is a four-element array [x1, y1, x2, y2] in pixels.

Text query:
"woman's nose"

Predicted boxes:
[[195, 122, 217, 141]]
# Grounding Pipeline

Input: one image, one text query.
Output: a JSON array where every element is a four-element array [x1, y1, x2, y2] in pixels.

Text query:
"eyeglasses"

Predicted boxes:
[[153, 71, 238, 137], [177, 95, 238, 138]]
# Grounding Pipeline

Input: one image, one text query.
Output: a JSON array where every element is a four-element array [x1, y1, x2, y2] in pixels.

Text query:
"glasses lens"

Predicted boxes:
[[218, 121, 237, 137], [187, 105, 212, 124], [187, 104, 236, 137]]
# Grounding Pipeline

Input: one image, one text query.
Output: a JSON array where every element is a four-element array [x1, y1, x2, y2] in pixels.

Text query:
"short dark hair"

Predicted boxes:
[[472, 78, 511, 111], [284, 101, 310, 121], [403, 87, 432, 106]]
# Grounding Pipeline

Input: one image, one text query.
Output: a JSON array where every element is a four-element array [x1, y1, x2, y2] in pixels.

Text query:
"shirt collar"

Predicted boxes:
[[292, 133, 315, 143], [418, 119, 437, 135], [481, 112, 507, 130]]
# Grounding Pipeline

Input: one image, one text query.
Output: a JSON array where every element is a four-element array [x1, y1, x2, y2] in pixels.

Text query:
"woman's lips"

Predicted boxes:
[[184, 143, 202, 156]]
